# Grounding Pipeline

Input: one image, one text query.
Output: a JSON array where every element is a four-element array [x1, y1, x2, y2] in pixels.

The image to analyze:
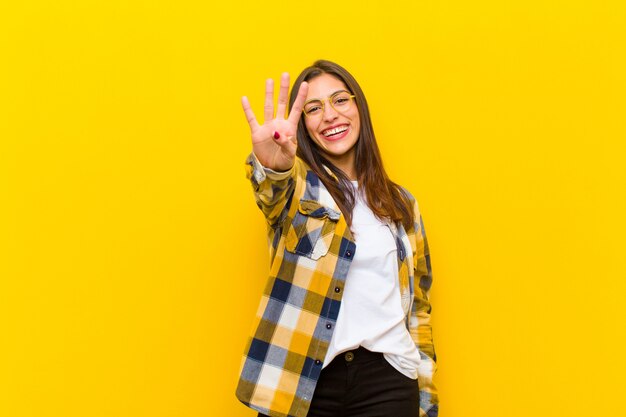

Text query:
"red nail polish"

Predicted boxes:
[[273, 131, 280, 139]]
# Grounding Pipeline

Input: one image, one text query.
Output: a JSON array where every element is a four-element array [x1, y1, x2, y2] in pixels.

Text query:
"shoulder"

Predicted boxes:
[[294, 156, 311, 176], [398, 185, 415, 201], [395, 184, 424, 237], [397, 184, 420, 210]]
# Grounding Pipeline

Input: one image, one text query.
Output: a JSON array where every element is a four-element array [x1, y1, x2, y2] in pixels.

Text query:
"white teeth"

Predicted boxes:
[[322, 126, 348, 136]]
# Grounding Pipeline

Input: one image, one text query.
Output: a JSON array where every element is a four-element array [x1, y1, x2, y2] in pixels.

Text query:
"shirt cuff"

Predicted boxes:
[[247, 152, 294, 183]]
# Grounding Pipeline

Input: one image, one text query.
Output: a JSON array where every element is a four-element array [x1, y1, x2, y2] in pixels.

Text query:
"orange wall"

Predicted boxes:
[[1, 1, 625, 416]]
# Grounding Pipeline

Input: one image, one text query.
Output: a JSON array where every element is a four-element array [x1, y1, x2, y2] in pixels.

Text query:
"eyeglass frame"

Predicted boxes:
[[302, 90, 357, 118]]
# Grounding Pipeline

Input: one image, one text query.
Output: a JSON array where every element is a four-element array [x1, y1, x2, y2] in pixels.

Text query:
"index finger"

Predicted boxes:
[[264, 78, 274, 123], [287, 81, 309, 125], [241, 96, 260, 133]]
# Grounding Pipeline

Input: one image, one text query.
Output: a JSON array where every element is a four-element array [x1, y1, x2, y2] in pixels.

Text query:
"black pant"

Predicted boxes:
[[258, 346, 419, 417]]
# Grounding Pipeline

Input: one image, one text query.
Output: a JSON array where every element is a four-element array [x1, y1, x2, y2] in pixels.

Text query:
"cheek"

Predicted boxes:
[[304, 120, 320, 138], [346, 108, 359, 124], [351, 111, 361, 133]]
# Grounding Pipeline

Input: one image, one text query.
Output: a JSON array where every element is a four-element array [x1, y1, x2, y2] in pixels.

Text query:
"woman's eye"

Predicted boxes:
[[334, 96, 350, 106], [306, 105, 322, 113]]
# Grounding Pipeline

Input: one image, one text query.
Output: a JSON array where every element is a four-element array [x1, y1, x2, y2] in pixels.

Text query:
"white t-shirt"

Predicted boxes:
[[322, 181, 421, 379]]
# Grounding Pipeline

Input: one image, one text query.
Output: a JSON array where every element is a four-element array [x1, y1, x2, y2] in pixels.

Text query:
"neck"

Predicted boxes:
[[326, 151, 357, 181]]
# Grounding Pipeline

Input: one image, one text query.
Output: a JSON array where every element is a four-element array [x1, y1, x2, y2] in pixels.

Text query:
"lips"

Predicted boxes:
[[321, 124, 350, 140]]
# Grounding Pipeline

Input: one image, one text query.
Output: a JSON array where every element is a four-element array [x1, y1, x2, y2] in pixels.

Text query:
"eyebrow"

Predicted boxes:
[[305, 89, 350, 102]]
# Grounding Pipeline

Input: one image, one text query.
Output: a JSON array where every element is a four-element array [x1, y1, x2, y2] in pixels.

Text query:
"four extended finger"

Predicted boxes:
[[275, 72, 290, 119], [264, 78, 274, 123], [287, 81, 309, 125], [241, 96, 260, 132]]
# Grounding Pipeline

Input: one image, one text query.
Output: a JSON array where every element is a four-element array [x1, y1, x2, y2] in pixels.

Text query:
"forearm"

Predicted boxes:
[[245, 152, 298, 228]]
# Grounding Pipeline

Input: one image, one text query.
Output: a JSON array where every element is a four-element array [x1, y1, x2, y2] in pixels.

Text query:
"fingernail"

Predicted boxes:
[[273, 131, 280, 139]]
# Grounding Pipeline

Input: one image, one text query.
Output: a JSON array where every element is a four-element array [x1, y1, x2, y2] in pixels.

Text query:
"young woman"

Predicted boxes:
[[236, 60, 438, 417]]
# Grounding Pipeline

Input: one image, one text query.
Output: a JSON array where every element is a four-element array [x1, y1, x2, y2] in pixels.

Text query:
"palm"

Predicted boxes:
[[242, 73, 309, 172]]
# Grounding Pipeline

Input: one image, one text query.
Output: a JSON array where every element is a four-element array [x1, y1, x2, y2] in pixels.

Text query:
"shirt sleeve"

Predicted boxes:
[[244, 152, 299, 228], [410, 202, 439, 417]]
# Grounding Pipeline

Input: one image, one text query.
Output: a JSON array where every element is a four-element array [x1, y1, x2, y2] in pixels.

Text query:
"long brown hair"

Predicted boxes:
[[288, 60, 415, 231]]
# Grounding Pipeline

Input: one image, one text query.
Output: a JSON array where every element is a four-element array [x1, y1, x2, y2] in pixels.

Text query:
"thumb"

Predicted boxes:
[[272, 131, 298, 147], [286, 134, 297, 146]]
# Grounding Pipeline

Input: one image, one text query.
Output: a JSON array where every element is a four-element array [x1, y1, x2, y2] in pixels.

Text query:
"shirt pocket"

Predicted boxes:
[[285, 199, 341, 260]]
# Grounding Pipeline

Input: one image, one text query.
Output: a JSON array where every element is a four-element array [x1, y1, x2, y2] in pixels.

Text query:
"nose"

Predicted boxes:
[[322, 101, 339, 122]]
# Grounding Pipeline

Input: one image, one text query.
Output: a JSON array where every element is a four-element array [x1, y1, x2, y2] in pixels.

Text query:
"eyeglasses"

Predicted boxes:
[[303, 91, 356, 118]]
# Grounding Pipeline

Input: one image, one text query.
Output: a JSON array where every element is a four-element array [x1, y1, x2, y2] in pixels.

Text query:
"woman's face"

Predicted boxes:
[[303, 73, 360, 168]]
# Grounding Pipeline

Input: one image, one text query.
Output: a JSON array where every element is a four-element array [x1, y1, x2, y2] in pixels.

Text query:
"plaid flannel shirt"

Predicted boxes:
[[236, 152, 438, 417]]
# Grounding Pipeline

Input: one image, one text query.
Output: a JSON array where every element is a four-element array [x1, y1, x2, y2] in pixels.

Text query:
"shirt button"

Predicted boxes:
[[344, 351, 354, 362], [334, 287, 341, 293], [315, 359, 322, 365], [345, 250, 353, 258], [326, 323, 332, 329]]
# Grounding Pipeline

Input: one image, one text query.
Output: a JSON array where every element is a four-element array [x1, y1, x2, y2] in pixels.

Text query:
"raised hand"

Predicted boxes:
[[241, 73, 309, 172]]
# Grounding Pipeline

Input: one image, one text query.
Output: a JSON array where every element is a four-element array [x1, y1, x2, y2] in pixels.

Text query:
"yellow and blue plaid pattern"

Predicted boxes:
[[236, 153, 438, 417]]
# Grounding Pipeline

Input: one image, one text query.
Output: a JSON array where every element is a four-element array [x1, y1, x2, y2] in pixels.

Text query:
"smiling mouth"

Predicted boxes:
[[322, 125, 349, 138]]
